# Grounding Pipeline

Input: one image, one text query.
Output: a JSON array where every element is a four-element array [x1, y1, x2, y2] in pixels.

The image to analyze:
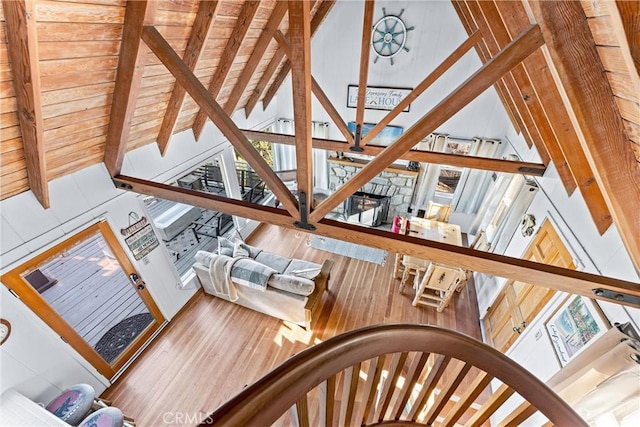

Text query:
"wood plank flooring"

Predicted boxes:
[[102, 224, 482, 425]]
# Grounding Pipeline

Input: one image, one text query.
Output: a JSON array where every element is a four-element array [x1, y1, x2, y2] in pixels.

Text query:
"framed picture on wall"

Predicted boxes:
[[544, 295, 610, 367], [347, 122, 403, 146]]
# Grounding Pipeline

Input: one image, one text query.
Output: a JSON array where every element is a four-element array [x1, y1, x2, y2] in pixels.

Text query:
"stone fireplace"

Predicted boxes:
[[328, 156, 418, 224]]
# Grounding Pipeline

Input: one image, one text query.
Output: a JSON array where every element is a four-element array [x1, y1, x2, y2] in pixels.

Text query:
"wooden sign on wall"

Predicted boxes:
[[347, 85, 413, 112], [121, 214, 159, 260]]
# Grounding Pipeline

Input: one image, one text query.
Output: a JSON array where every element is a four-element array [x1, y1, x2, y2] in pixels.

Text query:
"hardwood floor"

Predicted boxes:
[[102, 224, 482, 425]]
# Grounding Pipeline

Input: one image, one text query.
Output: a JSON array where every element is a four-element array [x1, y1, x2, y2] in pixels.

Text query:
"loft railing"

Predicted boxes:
[[200, 324, 585, 426]]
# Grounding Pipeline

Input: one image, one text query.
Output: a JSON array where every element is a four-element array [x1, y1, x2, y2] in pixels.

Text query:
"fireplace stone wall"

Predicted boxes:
[[328, 158, 418, 223]]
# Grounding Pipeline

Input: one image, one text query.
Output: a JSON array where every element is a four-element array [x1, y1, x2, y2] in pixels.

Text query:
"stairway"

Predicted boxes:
[[201, 324, 585, 426]]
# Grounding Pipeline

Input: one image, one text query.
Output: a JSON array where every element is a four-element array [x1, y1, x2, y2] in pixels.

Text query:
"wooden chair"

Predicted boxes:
[[471, 229, 491, 251], [412, 263, 467, 311], [398, 255, 430, 294], [422, 201, 453, 222], [463, 230, 491, 291], [392, 253, 404, 279]]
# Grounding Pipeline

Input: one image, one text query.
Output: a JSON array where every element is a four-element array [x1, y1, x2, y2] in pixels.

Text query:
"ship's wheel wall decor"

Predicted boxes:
[[371, 7, 414, 66]]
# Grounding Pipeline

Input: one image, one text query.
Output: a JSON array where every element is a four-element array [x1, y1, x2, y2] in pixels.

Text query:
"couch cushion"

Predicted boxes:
[[233, 240, 251, 258], [230, 258, 277, 290], [268, 274, 315, 296], [217, 237, 234, 256], [255, 251, 291, 273], [195, 250, 216, 266], [242, 242, 263, 258], [284, 259, 322, 279]]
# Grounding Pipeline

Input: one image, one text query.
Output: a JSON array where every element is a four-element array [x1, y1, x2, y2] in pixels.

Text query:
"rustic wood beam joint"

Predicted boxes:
[[114, 174, 640, 307], [141, 25, 299, 218], [273, 29, 355, 145], [361, 31, 483, 146], [224, 1, 288, 115], [310, 24, 545, 222], [241, 129, 547, 176]]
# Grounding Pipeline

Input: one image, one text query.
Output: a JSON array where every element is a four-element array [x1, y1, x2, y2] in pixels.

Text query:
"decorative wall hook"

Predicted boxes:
[[520, 213, 536, 237]]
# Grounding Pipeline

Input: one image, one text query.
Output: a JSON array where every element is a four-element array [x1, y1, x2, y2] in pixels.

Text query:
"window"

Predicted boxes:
[[433, 140, 472, 202], [435, 167, 463, 201]]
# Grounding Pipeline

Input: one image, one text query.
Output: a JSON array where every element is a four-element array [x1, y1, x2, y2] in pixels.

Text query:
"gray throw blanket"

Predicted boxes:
[[207, 254, 277, 300]]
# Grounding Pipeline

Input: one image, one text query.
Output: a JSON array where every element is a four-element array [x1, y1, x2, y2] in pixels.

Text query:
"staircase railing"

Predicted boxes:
[[200, 324, 586, 426]]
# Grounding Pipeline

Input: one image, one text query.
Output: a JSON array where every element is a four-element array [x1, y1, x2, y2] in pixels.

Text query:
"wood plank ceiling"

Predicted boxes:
[[1, 1, 639, 304]]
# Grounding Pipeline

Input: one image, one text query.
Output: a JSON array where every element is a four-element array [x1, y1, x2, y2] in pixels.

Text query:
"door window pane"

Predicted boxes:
[[22, 231, 153, 364]]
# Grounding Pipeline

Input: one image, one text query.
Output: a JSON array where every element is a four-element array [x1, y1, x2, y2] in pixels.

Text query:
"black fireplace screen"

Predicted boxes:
[[344, 192, 391, 227]]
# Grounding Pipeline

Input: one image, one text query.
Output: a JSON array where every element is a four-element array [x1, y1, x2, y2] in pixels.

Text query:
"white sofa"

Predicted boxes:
[[192, 248, 332, 330]]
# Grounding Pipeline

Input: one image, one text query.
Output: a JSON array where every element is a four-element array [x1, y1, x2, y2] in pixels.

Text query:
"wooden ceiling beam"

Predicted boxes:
[[614, 0, 640, 76], [525, 0, 640, 273], [141, 26, 299, 217], [243, 0, 321, 118], [451, 1, 532, 150], [223, 1, 288, 115], [104, 0, 153, 176], [288, 1, 313, 224], [260, 0, 336, 111], [3, 0, 49, 208], [243, 45, 286, 118], [309, 24, 545, 223], [191, 0, 261, 140], [273, 30, 354, 145], [113, 174, 640, 307], [353, 0, 376, 148], [241, 129, 546, 176], [156, 1, 219, 156], [462, 1, 560, 176], [310, 78, 355, 145], [492, 0, 613, 235], [360, 31, 482, 146], [468, 0, 579, 197]]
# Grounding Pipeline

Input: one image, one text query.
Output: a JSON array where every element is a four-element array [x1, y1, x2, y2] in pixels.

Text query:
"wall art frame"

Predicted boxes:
[[544, 295, 610, 367]]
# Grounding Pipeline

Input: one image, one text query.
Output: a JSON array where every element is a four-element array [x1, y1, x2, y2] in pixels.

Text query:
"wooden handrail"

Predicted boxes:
[[201, 324, 585, 426]]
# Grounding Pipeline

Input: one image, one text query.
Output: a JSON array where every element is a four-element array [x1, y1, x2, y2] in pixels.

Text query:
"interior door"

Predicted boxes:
[[1, 220, 165, 379], [481, 288, 523, 351], [483, 219, 576, 352]]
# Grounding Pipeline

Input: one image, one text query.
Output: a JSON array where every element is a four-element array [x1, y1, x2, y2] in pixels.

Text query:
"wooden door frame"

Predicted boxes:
[[0, 220, 165, 379]]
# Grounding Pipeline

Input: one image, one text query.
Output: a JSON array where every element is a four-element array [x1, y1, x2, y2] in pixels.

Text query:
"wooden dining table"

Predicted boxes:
[[403, 217, 463, 266], [396, 217, 464, 293]]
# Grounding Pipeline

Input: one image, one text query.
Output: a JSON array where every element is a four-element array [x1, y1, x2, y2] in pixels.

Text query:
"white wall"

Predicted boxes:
[[476, 126, 640, 422], [476, 129, 640, 316], [0, 102, 276, 402], [276, 0, 513, 141]]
